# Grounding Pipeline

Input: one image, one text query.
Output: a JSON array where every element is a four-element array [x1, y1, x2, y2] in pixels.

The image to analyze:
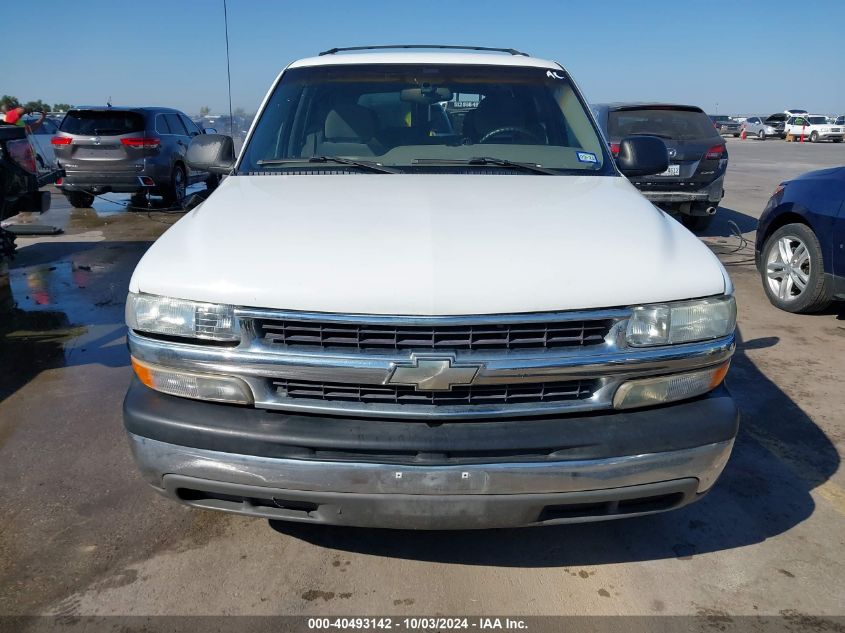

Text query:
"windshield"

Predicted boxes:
[[239, 64, 609, 174], [608, 108, 720, 141]]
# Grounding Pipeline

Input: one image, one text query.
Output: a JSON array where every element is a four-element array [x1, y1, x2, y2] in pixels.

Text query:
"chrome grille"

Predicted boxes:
[[256, 318, 613, 351], [273, 378, 596, 407]]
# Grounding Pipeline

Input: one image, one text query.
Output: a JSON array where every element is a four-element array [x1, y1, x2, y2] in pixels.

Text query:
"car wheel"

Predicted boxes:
[[162, 164, 187, 208], [809, 131, 819, 143], [65, 192, 95, 209], [761, 223, 833, 313], [758, 130, 766, 140], [680, 211, 714, 232], [833, 138, 842, 143], [733, 133, 740, 138]]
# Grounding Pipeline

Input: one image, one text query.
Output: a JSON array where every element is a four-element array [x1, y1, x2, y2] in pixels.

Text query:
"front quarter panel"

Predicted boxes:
[[757, 172, 845, 275]]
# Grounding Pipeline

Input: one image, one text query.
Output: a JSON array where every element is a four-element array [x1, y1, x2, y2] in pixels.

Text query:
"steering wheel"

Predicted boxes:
[[478, 126, 542, 144]]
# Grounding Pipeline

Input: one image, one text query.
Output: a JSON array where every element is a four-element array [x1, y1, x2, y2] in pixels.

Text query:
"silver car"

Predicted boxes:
[[52, 107, 217, 208], [741, 114, 784, 140]]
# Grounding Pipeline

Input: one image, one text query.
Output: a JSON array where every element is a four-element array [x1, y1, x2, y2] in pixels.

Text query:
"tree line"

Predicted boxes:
[[1, 95, 73, 113]]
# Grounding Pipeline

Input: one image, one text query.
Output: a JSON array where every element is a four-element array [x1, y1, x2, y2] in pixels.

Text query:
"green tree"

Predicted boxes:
[[24, 99, 50, 113], [199, 106, 210, 117], [53, 103, 72, 112], [0, 95, 20, 109]]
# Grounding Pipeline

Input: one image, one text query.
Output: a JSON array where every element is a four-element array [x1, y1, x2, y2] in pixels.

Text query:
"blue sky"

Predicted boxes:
[[5, 0, 843, 116]]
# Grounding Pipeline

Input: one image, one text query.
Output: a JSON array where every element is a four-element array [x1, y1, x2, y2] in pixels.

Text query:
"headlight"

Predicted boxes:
[[126, 292, 239, 342], [626, 295, 736, 347]]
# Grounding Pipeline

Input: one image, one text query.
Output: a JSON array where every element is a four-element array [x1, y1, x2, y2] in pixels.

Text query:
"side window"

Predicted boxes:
[[179, 114, 200, 136], [165, 113, 188, 135], [156, 114, 171, 134]]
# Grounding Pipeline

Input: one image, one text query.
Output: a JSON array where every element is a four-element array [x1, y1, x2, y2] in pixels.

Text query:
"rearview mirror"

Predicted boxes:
[[187, 134, 235, 174], [615, 136, 669, 177], [203, 127, 217, 134]]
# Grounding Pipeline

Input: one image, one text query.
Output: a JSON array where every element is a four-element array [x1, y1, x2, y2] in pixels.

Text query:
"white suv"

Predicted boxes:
[[122, 46, 738, 529], [785, 114, 844, 142]]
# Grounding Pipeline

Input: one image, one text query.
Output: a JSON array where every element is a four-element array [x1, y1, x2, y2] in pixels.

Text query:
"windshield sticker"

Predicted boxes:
[[577, 152, 598, 164], [546, 70, 565, 80]]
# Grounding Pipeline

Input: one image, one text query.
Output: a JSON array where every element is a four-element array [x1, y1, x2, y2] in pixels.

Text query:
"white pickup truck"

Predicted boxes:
[[122, 46, 738, 529]]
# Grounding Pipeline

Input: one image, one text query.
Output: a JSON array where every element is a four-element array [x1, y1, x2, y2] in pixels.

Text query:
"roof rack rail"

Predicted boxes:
[[318, 44, 529, 57]]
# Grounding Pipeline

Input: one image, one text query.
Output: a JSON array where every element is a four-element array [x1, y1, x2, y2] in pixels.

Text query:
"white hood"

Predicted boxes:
[[129, 174, 728, 315]]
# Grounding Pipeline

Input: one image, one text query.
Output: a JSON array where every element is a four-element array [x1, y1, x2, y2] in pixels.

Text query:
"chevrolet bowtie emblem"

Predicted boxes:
[[386, 355, 482, 391]]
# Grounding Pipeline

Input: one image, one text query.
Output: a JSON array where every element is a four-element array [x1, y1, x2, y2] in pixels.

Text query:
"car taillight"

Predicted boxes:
[[7, 139, 37, 174], [51, 136, 72, 145], [705, 145, 725, 160], [610, 142, 620, 156], [120, 137, 161, 148]]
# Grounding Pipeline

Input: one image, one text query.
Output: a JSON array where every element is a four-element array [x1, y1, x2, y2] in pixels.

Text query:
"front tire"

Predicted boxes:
[[761, 223, 833, 313], [833, 138, 842, 143], [758, 130, 766, 140], [64, 192, 95, 209], [810, 131, 819, 143]]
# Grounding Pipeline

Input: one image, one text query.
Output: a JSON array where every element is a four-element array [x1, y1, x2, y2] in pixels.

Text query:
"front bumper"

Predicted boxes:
[[124, 380, 739, 529]]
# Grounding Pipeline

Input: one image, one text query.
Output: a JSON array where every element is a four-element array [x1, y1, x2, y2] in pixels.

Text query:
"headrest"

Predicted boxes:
[[472, 93, 528, 133], [324, 105, 377, 141]]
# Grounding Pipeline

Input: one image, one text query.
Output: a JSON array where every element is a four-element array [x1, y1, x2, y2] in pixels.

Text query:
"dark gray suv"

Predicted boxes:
[[52, 107, 217, 208]]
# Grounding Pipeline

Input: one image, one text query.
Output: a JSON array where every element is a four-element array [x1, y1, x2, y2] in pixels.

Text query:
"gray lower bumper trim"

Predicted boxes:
[[128, 433, 733, 497], [161, 474, 702, 529]]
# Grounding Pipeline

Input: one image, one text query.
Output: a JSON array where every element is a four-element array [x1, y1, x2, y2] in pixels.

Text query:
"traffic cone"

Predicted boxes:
[[740, 128, 747, 140]]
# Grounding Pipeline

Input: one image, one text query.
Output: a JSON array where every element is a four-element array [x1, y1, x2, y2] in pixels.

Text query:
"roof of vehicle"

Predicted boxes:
[[288, 52, 561, 70], [593, 102, 706, 113], [67, 106, 184, 113]]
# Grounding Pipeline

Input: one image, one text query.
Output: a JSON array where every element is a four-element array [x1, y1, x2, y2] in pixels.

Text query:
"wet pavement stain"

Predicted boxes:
[[301, 590, 336, 602]]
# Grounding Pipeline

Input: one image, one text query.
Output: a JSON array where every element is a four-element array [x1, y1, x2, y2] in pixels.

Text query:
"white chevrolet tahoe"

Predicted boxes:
[[123, 46, 738, 529]]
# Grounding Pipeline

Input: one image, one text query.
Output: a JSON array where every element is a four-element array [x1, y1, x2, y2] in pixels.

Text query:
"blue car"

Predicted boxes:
[[756, 166, 845, 313]]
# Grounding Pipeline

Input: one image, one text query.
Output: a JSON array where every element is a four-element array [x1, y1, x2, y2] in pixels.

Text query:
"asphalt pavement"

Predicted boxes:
[[0, 138, 843, 630]]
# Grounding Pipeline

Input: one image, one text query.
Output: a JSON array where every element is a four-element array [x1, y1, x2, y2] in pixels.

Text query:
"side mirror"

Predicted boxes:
[[186, 134, 234, 174], [203, 127, 217, 134], [615, 135, 669, 177]]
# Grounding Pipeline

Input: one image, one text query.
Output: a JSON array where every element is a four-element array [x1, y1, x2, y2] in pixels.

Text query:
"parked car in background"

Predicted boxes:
[[710, 115, 741, 137], [784, 109, 808, 117], [742, 115, 783, 140], [834, 115, 844, 127], [593, 103, 727, 231], [784, 115, 844, 143], [760, 113, 789, 138], [122, 47, 739, 530], [23, 115, 60, 171], [52, 106, 217, 209], [0, 122, 58, 221], [756, 166, 845, 313]]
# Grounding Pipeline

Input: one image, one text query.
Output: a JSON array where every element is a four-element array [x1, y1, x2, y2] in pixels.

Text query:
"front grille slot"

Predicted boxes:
[[273, 378, 596, 407], [257, 319, 613, 351]]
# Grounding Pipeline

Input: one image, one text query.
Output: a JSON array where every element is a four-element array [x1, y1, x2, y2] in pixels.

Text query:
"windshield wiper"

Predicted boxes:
[[412, 157, 557, 175], [256, 156, 399, 174]]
